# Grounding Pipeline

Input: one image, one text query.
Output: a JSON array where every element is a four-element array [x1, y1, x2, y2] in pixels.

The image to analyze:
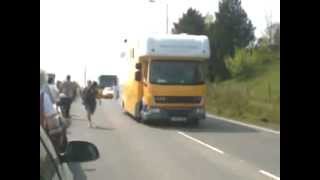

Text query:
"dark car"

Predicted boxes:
[[40, 126, 100, 180]]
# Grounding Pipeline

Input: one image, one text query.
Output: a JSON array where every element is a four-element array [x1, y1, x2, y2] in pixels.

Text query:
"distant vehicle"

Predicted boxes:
[[98, 75, 118, 99], [40, 126, 100, 180], [121, 34, 210, 126], [102, 86, 115, 99]]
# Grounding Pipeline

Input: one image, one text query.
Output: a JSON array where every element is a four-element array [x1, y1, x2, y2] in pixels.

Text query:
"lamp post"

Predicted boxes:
[[84, 65, 87, 87], [149, 0, 168, 34]]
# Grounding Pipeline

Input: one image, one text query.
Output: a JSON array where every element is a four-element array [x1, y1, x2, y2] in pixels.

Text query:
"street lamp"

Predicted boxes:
[[149, 0, 169, 34], [84, 65, 87, 86]]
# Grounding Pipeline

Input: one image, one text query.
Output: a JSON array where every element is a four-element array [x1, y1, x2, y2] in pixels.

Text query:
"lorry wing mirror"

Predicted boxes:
[[135, 63, 142, 70], [135, 71, 141, 81]]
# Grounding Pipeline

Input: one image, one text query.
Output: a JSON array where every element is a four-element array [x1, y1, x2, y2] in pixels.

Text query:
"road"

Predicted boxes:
[[67, 98, 280, 180]]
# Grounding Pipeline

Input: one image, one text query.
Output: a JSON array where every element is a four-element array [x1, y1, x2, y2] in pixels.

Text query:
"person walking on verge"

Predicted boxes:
[[82, 81, 99, 128], [61, 75, 74, 118]]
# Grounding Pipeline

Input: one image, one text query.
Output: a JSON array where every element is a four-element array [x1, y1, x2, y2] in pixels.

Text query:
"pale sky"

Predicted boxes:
[[40, 0, 280, 86]]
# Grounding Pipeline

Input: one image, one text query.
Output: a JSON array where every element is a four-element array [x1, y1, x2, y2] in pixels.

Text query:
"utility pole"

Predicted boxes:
[[166, 3, 168, 34], [84, 65, 87, 87]]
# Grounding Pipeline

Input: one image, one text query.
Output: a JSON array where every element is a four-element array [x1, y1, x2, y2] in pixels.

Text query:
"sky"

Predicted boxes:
[[40, 0, 280, 86]]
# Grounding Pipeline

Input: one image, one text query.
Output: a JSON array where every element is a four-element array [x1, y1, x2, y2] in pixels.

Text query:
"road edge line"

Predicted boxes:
[[207, 113, 280, 135], [259, 170, 280, 180], [177, 131, 224, 154]]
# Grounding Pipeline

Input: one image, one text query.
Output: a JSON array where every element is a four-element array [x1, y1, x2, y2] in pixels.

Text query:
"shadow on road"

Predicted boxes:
[[83, 168, 96, 172], [145, 118, 258, 133], [71, 114, 81, 118], [93, 126, 114, 131], [68, 163, 87, 180], [71, 117, 87, 121]]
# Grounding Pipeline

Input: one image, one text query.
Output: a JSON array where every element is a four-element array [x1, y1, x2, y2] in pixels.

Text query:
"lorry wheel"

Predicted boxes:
[[140, 112, 148, 124], [134, 103, 142, 122]]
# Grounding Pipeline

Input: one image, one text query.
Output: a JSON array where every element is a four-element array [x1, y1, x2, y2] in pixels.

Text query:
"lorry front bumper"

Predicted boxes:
[[141, 107, 206, 122]]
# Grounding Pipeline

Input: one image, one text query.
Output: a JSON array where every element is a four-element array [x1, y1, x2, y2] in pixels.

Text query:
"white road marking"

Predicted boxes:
[[177, 131, 224, 154], [207, 114, 280, 135], [259, 170, 280, 180]]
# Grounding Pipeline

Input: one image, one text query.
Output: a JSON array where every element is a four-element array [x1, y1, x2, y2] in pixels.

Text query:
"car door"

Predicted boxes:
[[40, 138, 61, 180], [40, 127, 73, 180]]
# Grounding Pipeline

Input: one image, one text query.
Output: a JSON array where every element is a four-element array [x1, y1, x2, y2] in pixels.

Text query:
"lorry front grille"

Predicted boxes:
[[166, 109, 191, 116], [154, 96, 201, 104]]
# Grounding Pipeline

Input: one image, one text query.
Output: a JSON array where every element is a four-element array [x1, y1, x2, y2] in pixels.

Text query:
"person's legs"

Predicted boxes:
[[66, 97, 72, 118], [87, 111, 92, 127], [85, 105, 93, 127], [90, 103, 97, 127]]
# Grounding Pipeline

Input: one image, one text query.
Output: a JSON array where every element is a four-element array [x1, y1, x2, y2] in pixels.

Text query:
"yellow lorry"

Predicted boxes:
[[121, 34, 210, 125]]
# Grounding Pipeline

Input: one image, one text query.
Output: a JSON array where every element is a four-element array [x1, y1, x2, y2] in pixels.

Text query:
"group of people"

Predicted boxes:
[[40, 70, 79, 153], [40, 68, 105, 152]]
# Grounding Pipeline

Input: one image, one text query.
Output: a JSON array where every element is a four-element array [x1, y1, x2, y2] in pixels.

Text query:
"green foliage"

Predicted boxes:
[[206, 0, 255, 81], [172, 8, 205, 35], [274, 24, 280, 47], [225, 47, 279, 78], [214, 0, 255, 56], [208, 84, 249, 117], [173, 0, 256, 81], [207, 61, 280, 130], [225, 48, 255, 78]]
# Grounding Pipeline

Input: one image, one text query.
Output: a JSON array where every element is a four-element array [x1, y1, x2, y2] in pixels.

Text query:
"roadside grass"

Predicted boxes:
[[206, 60, 280, 130]]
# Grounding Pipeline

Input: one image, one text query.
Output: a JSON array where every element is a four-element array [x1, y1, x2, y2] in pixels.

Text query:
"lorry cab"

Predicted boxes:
[[122, 34, 210, 125]]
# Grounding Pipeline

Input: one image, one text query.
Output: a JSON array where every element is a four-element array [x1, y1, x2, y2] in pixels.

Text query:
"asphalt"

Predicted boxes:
[[67, 98, 280, 180]]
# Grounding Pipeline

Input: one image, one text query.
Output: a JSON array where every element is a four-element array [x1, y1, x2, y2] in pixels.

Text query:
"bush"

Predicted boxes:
[[225, 48, 255, 78], [251, 46, 277, 64], [225, 47, 278, 79]]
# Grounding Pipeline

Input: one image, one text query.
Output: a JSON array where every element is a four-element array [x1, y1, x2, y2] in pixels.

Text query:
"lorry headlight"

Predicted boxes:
[[195, 108, 204, 114]]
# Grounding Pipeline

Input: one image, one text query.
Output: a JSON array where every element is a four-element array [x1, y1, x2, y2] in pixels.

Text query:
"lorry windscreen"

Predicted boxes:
[[150, 60, 204, 85]]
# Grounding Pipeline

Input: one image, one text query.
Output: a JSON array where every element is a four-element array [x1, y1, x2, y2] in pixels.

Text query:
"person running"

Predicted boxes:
[[82, 81, 99, 128], [61, 75, 74, 118], [81, 80, 91, 104]]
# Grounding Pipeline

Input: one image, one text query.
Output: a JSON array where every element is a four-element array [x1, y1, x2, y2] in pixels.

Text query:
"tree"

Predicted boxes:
[[207, 0, 255, 80], [214, 0, 255, 56], [264, 12, 273, 45], [274, 24, 280, 47], [172, 8, 205, 35], [265, 23, 280, 45]]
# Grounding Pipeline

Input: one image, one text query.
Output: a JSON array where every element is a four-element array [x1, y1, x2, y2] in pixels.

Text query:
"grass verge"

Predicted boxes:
[[206, 60, 280, 131]]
